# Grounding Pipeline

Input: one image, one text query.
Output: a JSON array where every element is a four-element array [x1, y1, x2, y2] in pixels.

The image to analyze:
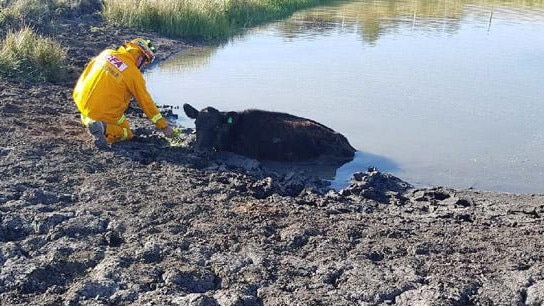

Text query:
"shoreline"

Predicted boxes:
[[1, 7, 544, 306]]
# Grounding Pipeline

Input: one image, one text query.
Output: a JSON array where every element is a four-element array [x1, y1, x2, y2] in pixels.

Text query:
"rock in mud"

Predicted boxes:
[[340, 167, 413, 204]]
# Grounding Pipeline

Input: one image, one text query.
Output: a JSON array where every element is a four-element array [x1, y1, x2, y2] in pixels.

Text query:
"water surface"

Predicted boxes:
[[147, 0, 544, 193]]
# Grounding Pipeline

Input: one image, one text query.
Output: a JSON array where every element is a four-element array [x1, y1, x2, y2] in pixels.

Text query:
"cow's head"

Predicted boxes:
[[183, 103, 238, 153]]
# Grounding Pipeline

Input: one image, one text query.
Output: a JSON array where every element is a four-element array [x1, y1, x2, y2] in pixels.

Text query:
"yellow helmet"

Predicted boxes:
[[126, 38, 156, 64]]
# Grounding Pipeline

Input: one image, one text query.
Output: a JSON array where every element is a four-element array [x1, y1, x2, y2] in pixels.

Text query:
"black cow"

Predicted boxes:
[[183, 103, 356, 161]]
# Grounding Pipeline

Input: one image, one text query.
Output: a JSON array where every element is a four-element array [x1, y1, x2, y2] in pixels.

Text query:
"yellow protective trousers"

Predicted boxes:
[[81, 114, 133, 144]]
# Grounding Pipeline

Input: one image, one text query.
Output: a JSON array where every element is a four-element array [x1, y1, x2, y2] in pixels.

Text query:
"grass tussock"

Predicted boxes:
[[102, 0, 331, 40], [0, 26, 68, 82]]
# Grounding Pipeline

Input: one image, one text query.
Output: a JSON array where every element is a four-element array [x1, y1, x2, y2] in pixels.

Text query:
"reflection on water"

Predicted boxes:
[[160, 47, 217, 72], [280, 0, 544, 43], [148, 0, 544, 193], [278, 0, 467, 43]]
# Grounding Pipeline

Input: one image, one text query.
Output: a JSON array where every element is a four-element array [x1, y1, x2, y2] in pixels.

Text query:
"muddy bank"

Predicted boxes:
[[1, 7, 544, 306]]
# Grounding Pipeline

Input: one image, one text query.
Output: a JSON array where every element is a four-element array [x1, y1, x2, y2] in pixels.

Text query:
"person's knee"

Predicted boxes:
[[104, 124, 133, 143]]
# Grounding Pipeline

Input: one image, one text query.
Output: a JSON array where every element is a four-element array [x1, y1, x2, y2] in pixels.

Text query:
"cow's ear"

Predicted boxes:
[[226, 112, 238, 125], [183, 103, 199, 119]]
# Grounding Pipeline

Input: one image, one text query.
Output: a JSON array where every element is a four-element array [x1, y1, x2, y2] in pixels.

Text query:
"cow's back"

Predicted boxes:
[[227, 110, 355, 161]]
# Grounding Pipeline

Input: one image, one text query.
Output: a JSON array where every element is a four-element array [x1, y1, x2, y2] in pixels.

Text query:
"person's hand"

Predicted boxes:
[[161, 125, 174, 138]]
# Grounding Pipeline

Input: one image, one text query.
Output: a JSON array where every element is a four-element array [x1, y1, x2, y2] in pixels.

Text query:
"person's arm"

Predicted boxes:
[[128, 70, 169, 131]]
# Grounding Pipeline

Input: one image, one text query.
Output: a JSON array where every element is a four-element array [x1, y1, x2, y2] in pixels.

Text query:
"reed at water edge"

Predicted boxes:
[[102, 0, 333, 40]]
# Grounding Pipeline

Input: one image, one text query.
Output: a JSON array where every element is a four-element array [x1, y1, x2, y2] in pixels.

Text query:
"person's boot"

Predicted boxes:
[[87, 121, 109, 150]]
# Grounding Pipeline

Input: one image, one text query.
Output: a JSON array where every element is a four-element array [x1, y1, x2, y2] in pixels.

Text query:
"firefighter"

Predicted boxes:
[[73, 38, 173, 149]]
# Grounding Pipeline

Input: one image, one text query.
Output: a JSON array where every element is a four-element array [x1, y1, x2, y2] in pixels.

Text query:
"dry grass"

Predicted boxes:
[[0, 0, 101, 32]]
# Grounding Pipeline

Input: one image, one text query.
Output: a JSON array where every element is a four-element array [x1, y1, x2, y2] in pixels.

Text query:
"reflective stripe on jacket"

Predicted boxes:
[[73, 46, 167, 129]]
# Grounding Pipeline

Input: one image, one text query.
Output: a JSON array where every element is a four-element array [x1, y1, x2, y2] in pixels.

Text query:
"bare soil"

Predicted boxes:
[[1, 7, 543, 306]]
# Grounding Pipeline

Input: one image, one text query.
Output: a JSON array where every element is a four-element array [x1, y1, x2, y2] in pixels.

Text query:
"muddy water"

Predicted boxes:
[[147, 0, 544, 194]]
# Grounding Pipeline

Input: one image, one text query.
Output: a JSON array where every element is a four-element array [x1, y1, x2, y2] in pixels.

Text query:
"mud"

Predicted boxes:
[[1, 6, 544, 306]]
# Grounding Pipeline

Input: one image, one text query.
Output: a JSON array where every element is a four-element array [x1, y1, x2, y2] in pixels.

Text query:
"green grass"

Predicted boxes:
[[102, 0, 332, 40], [0, 26, 68, 82]]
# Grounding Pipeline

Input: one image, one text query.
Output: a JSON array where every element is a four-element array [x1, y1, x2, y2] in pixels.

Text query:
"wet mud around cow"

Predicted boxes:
[[1, 4, 544, 306]]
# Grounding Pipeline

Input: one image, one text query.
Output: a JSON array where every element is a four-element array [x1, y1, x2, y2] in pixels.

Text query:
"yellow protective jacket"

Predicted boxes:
[[73, 45, 167, 129]]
